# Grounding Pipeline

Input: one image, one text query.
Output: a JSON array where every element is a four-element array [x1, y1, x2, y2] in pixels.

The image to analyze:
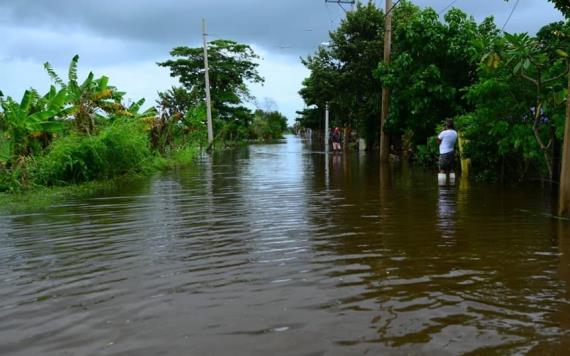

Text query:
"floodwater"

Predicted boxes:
[[1, 135, 570, 355]]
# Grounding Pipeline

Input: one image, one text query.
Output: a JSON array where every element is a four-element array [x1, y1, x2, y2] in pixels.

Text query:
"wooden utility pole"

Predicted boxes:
[[202, 18, 214, 145], [559, 75, 570, 216], [379, 0, 392, 162]]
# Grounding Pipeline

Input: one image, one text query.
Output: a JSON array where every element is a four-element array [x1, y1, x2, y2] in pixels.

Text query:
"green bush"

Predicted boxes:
[[0, 164, 26, 192], [250, 110, 287, 140], [33, 120, 151, 186], [414, 136, 439, 168]]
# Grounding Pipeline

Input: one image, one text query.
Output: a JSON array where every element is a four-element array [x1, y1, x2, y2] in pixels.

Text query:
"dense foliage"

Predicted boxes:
[[297, 0, 569, 182], [158, 40, 269, 142], [250, 110, 288, 140], [298, 2, 384, 146], [0, 41, 288, 192]]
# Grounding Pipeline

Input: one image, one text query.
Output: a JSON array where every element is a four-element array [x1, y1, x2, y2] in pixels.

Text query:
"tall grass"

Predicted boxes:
[[32, 120, 151, 186], [0, 132, 10, 163]]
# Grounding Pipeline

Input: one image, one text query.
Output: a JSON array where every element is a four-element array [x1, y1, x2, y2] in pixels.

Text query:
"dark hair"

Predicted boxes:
[[445, 118, 455, 129]]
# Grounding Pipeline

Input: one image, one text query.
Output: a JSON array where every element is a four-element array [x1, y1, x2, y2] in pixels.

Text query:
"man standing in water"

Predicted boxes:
[[437, 119, 458, 181]]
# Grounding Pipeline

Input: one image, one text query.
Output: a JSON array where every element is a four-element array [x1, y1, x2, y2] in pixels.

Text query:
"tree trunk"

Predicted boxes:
[[552, 126, 561, 184], [559, 75, 570, 216]]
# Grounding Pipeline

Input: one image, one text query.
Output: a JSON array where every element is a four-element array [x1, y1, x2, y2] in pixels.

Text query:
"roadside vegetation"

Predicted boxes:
[[0, 42, 287, 193], [297, 0, 569, 183]]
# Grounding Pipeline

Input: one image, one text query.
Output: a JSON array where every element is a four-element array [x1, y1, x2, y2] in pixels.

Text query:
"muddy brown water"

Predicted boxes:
[[1, 135, 570, 355]]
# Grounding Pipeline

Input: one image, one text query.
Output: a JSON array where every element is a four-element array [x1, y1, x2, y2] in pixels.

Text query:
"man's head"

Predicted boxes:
[[445, 118, 455, 130]]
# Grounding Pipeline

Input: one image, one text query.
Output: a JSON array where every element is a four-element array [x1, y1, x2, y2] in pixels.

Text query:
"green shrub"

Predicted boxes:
[[414, 136, 439, 168], [249, 110, 287, 140], [0, 165, 25, 192], [33, 120, 151, 186]]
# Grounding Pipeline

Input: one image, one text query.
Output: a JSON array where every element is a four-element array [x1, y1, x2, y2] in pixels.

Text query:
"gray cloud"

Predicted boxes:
[[1, 1, 564, 57], [0, 0, 339, 58], [0, 0, 565, 122]]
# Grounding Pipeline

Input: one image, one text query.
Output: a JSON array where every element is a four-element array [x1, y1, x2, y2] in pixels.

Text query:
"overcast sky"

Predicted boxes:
[[0, 0, 565, 124]]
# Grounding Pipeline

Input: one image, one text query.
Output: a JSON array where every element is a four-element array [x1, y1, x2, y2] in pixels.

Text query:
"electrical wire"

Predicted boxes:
[[439, 0, 461, 15], [324, 1, 336, 30], [502, 0, 520, 31], [385, 0, 402, 17]]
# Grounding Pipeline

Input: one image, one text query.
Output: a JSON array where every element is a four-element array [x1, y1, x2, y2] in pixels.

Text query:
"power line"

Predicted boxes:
[[502, 0, 520, 31], [385, 0, 401, 17], [439, 0, 461, 15], [324, 0, 336, 30], [324, 0, 355, 14]]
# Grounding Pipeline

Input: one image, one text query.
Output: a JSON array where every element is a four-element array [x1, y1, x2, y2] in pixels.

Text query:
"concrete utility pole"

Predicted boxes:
[[559, 75, 570, 216], [202, 18, 214, 145], [379, 0, 392, 162], [325, 102, 330, 152]]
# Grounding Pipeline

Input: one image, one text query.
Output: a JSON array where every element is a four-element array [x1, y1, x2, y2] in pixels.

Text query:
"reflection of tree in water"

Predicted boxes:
[[302, 147, 570, 351], [530, 222, 570, 353]]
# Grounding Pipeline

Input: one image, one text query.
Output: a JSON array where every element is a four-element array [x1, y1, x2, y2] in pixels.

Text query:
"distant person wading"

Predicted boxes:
[[331, 127, 342, 152]]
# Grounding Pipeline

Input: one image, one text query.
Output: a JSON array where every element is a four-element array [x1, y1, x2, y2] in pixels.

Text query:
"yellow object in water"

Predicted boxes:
[[457, 134, 471, 178]]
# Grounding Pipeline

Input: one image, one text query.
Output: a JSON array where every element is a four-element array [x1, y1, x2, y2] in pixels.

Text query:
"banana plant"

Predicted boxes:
[[44, 55, 126, 135], [115, 98, 157, 122], [0, 86, 70, 161]]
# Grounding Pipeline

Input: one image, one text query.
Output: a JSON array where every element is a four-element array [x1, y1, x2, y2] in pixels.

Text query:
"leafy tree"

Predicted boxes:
[[457, 61, 543, 180], [475, 24, 569, 179], [550, 0, 570, 17], [298, 46, 341, 132], [250, 110, 287, 140], [298, 1, 384, 146], [158, 40, 264, 121], [157, 86, 198, 118], [376, 5, 494, 154], [505, 32, 568, 178]]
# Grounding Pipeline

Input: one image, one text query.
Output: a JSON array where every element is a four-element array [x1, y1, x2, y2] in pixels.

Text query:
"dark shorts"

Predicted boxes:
[[439, 152, 455, 171]]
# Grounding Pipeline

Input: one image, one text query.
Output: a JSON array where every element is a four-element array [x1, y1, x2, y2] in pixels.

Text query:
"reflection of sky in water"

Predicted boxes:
[[240, 136, 314, 265]]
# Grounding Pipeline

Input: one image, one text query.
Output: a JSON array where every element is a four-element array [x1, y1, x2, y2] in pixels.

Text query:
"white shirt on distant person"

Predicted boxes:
[[438, 129, 457, 154]]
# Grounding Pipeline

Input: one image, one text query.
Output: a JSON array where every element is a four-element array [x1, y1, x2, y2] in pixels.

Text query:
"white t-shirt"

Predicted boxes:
[[438, 129, 457, 154]]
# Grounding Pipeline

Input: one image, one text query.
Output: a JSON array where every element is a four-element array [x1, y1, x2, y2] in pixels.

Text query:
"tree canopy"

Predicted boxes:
[[298, 0, 570, 181], [158, 40, 264, 121], [298, 2, 384, 146]]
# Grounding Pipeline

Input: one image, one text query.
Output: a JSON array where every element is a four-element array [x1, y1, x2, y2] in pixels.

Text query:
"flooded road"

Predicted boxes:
[[1, 135, 570, 355]]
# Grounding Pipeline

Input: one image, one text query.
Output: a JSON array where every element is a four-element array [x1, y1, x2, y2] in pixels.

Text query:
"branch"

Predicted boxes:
[[533, 122, 547, 151], [520, 70, 538, 87], [542, 62, 570, 85], [545, 139, 553, 150], [532, 103, 547, 151]]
